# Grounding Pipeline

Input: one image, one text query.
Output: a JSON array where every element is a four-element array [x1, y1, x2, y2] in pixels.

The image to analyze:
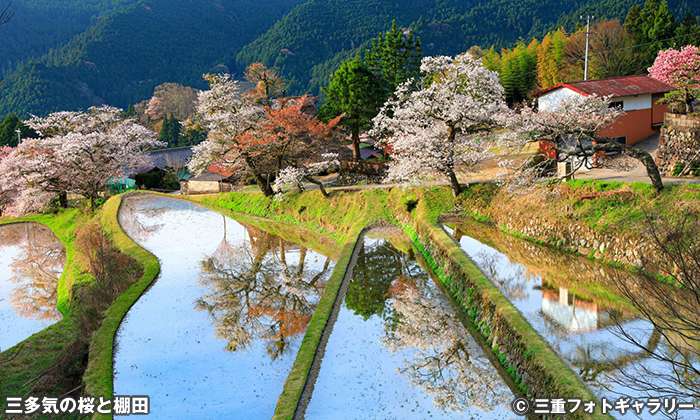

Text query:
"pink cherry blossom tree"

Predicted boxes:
[[0, 106, 162, 212], [0, 145, 17, 216], [372, 54, 507, 197], [648, 45, 700, 114]]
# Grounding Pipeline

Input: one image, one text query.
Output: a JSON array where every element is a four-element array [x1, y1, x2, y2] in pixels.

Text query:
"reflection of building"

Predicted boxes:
[[541, 287, 611, 333]]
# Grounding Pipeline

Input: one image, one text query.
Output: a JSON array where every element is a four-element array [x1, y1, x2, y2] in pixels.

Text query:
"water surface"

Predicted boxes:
[[115, 195, 335, 418], [0, 223, 64, 351], [305, 229, 515, 420], [446, 221, 699, 419]]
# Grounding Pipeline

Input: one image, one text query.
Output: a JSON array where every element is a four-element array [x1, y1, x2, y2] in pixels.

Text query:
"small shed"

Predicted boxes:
[[534, 75, 674, 147], [181, 171, 236, 195]]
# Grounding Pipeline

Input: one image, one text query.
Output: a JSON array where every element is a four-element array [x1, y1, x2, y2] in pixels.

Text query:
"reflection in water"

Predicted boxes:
[[447, 221, 699, 418], [114, 195, 336, 419], [305, 230, 514, 420], [384, 276, 512, 413], [197, 226, 331, 360], [0, 223, 65, 351]]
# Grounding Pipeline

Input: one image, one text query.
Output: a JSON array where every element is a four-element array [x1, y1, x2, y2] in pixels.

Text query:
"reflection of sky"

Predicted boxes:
[[114, 196, 333, 419], [445, 224, 699, 419], [305, 237, 516, 420], [0, 224, 64, 352]]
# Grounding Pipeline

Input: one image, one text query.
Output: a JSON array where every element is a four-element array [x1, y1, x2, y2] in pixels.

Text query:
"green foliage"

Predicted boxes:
[[624, 0, 681, 70], [0, 0, 305, 117], [320, 56, 384, 159], [0, 113, 36, 146], [158, 114, 181, 148], [237, 0, 645, 96], [364, 20, 422, 94]]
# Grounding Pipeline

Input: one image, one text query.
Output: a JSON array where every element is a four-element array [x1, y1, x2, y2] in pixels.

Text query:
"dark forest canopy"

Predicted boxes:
[[0, 0, 696, 117]]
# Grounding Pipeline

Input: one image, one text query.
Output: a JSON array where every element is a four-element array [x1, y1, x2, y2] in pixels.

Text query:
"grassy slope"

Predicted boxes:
[[0, 209, 85, 416], [199, 186, 612, 418], [4, 179, 693, 418]]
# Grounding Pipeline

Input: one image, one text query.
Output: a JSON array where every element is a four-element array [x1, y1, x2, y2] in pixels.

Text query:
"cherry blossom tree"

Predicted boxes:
[[0, 145, 17, 216], [191, 75, 343, 196], [648, 45, 700, 114], [372, 54, 507, 196], [0, 106, 161, 212], [190, 73, 272, 194], [505, 94, 665, 192]]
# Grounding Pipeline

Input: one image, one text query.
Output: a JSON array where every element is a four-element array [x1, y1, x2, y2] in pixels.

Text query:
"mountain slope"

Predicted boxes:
[[0, 0, 304, 116], [235, 0, 600, 94], [237, 0, 694, 96], [0, 0, 141, 77]]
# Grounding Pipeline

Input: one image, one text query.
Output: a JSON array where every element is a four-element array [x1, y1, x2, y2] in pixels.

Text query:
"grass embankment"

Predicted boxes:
[[201, 186, 608, 418], [0, 210, 85, 414], [405, 189, 611, 419], [82, 195, 160, 420], [272, 222, 366, 420]]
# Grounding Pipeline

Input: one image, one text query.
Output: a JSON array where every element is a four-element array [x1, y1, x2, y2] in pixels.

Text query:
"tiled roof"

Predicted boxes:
[[534, 75, 674, 98]]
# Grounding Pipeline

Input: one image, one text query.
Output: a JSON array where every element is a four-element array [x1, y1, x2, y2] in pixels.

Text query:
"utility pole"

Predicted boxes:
[[15, 128, 20, 145], [581, 15, 594, 81]]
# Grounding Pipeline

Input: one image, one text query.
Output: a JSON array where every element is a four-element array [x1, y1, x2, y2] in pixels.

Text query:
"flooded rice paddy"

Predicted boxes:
[[115, 196, 335, 419], [445, 220, 699, 419], [304, 228, 515, 420], [0, 223, 64, 352]]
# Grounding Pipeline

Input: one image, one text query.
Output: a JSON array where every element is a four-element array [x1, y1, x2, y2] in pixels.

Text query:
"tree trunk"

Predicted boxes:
[[242, 154, 274, 196], [446, 168, 462, 197], [351, 125, 361, 162], [593, 141, 664, 193], [445, 125, 462, 197], [303, 176, 329, 198], [58, 192, 68, 208]]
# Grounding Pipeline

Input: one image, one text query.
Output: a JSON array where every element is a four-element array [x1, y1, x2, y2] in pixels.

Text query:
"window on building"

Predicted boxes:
[[609, 101, 624, 110]]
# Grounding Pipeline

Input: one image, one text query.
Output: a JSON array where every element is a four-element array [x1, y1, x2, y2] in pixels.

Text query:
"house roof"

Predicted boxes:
[[149, 146, 194, 169], [533, 75, 674, 98], [189, 171, 227, 182]]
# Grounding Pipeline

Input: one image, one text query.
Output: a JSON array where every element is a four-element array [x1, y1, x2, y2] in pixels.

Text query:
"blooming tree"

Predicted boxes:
[[189, 73, 272, 194], [0, 106, 161, 212], [0, 145, 18, 216], [372, 54, 507, 196], [273, 153, 340, 198], [191, 75, 343, 196], [648, 45, 700, 114], [505, 95, 665, 192]]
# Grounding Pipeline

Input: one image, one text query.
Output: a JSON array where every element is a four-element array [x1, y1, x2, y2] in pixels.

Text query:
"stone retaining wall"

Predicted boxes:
[[657, 113, 700, 176]]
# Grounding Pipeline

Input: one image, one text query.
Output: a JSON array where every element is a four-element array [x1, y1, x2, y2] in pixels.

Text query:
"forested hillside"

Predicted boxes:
[[238, 0, 694, 95], [0, 0, 140, 76], [0, 0, 303, 116], [0, 0, 696, 116]]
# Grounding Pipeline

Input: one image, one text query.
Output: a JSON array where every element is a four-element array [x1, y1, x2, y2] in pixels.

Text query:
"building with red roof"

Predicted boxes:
[[534, 75, 674, 148]]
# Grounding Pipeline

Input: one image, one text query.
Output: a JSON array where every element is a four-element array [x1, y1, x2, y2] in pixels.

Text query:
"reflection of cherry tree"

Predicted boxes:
[[117, 197, 165, 243], [475, 250, 529, 302], [4, 224, 65, 321], [196, 230, 331, 360], [383, 277, 511, 413]]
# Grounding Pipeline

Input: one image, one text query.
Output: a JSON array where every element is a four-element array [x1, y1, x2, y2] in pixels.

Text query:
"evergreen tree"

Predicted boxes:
[[158, 114, 181, 148], [321, 56, 384, 162], [675, 12, 700, 47], [124, 104, 137, 117], [364, 20, 422, 96], [625, 0, 678, 69], [0, 113, 37, 147]]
